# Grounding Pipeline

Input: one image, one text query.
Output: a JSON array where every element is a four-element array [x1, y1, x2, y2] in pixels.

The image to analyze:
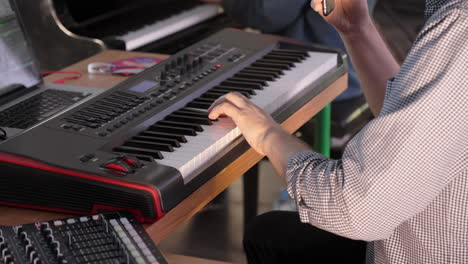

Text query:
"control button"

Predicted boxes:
[[120, 120, 128, 124], [107, 127, 115, 132], [72, 125, 82, 131], [103, 160, 134, 174], [98, 132, 108, 137], [104, 163, 129, 173], [118, 155, 142, 168], [62, 124, 72, 129], [80, 155, 91, 163]]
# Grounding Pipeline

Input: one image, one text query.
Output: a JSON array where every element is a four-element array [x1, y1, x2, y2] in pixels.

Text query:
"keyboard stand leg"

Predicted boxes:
[[243, 163, 259, 230], [314, 104, 331, 157]]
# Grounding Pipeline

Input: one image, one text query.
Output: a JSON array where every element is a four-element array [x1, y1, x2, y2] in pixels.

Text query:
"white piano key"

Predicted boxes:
[[158, 51, 338, 183], [119, 4, 223, 50]]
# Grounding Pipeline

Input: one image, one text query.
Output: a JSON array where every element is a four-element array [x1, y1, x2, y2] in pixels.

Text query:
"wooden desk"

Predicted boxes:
[[0, 50, 347, 244]]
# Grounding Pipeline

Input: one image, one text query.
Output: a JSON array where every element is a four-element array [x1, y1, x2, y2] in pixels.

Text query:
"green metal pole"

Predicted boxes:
[[314, 104, 331, 158]]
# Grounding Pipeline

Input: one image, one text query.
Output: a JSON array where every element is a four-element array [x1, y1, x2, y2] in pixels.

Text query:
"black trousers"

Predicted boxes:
[[243, 211, 367, 264]]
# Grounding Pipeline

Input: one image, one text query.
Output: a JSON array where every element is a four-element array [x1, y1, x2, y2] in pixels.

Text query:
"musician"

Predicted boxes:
[[208, 0, 468, 263], [201, 0, 376, 117]]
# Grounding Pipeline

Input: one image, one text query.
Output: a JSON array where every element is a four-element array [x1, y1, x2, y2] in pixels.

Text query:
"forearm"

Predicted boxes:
[[262, 127, 311, 183], [340, 18, 400, 115]]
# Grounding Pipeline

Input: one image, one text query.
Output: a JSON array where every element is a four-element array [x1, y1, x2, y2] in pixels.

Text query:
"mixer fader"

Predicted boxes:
[[0, 212, 167, 264]]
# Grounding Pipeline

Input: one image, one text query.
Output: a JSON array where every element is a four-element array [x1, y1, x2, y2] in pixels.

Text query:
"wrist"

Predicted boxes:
[[339, 16, 374, 40], [259, 125, 287, 156]]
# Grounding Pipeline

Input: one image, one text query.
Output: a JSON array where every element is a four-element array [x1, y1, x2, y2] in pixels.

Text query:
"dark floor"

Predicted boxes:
[[159, 1, 426, 263], [159, 160, 282, 263]]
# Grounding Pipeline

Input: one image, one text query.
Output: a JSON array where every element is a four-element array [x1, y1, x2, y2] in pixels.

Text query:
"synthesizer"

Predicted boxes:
[[0, 29, 347, 222], [0, 211, 168, 264]]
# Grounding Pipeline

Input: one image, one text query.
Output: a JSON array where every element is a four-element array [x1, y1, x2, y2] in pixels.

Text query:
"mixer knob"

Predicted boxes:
[[15, 226, 24, 235], [3, 254, 13, 263], [171, 60, 177, 69], [19, 231, 27, 242], [51, 241, 60, 249], [0, 241, 7, 251], [177, 57, 182, 65], [29, 250, 38, 262], [43, 228, 52, 236], [57, 253, 68, 264], [183, 54, 189, 63], [2, 248, 11, 258], [25, 244, 34, 255], [40, 222, 49, 232], [32, 256, 42, 264], [46, 234, 54, 245]]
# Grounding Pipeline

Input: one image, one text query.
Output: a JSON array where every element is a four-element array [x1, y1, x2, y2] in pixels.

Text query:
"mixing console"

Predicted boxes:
[[0, 212, 167, 264]]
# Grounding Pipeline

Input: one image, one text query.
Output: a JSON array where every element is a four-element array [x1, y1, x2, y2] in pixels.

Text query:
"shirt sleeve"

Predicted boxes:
[[286, 8, 467, 242], [222, 0, 308, 33]]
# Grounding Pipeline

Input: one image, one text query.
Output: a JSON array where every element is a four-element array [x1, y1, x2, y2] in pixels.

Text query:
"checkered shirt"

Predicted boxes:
[[286, 0, 468, 263]]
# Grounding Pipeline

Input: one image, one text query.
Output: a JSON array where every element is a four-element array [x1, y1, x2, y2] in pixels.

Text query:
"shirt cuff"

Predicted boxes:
[[286, 150, 329, 223]]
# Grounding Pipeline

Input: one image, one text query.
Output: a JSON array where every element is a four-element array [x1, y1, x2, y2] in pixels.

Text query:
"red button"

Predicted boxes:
[[121, 158, 137, 168], [215, 64, 223, 69], [104, 163, 128, 173]]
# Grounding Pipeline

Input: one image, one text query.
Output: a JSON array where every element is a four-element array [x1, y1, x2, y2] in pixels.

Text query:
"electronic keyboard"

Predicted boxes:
[[0, 29, 347, 223]]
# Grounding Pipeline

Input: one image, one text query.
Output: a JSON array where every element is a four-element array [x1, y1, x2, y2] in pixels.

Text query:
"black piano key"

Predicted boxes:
[[201, 92, 225, 99], [182, 107, 210, 114], [263, 55, 302, 63], [148, 125, 197, 136], [174, 109, 210, 119], [243, 66, 284, 75], [227, 78, 267, 86], [238, 69, 281, 79], [216, 85, 257, 95], [134, 155, 155, 162], [132, 136, 181, 148], [234, 73, 275, 82], [157, 120, 204, 132], [165, 114, 213, 125], [186, 101, 213, 110], [123, 140, 174, 152], [139, 131, 187, 143], [269, 50, 309, 59], [209, 88, 251, 98], [255, 59, 295, 68], [220, 81, 264, 90], [251, 62, 290, 70], [194, 97, 217, 104], [113, 146, 163, 160]]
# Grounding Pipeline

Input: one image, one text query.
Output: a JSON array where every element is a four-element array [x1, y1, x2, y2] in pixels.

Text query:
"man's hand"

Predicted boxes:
[[310, 0, 371, 35], [208, 92, 283, 156]]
